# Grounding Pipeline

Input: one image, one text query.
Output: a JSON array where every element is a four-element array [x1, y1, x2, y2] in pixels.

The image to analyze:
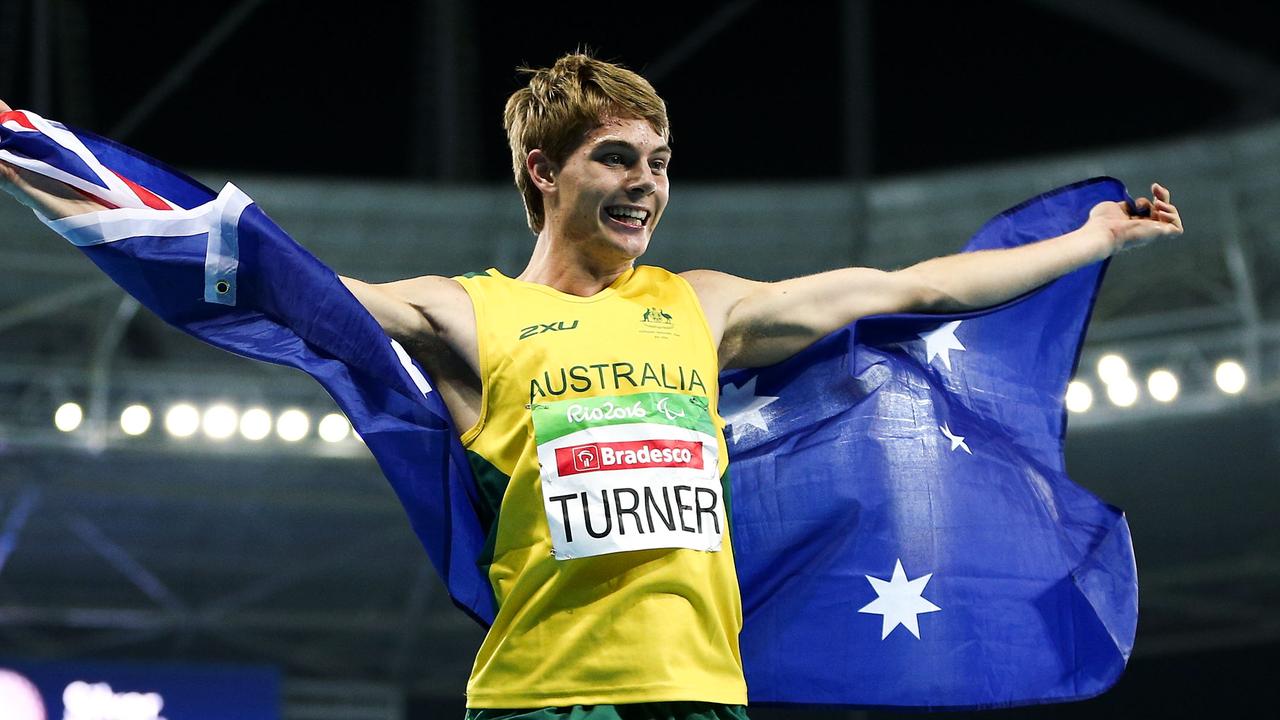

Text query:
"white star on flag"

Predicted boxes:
[[858, 559, 942, 640], [939, 422, 972, 454], [918, 320, 966, 371], [719, 375, 780, 440]]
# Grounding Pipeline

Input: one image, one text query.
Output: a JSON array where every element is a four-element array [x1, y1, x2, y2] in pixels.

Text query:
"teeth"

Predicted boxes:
[[607, 207, 648, 222]]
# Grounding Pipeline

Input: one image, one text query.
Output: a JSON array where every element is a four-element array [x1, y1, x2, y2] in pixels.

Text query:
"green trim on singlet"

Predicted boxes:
[[466, 450, 510, 531], [466, 449, 512, 578], [462, 270, 493, 278], [465, 702, 749, 720]]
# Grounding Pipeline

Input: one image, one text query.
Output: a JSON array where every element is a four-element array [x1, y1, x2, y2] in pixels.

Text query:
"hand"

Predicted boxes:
[[1087, 183, 1184, 255], [1, 99, 109, 218], [0, 98, 23, 190]]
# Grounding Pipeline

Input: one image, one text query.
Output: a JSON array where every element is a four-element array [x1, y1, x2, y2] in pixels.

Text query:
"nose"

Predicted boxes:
[[627, 166, 657, 197]]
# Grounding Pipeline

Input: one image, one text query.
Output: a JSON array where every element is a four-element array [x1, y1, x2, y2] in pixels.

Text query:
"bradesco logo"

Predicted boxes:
[[555, 439, 703, 476]]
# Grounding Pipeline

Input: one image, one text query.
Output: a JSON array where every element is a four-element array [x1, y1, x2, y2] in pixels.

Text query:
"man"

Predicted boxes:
[[1, 53, 1181, 720]]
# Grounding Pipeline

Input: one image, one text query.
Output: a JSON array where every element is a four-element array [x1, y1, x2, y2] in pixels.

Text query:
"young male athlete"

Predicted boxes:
[[1, 53, 1182, 720]]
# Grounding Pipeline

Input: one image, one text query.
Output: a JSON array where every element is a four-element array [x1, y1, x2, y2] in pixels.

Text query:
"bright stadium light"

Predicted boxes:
[[54, 402, 83, 432], [202, 404, 238, 440], [164, 403, 200, 438], [120, 404, 152, 436], [1065, 380, 1093, 413], [1215, 360, 1246, 395], [1147, 370, 1179, 403], [1096, 354, 1129, 385], [239, 407, 272, 441], [318, 413, 351, 443], [276, 409, 310, 442], [1106, 377, 1139, 408]]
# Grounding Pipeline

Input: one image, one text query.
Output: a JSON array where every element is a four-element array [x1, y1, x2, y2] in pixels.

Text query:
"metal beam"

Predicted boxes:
[[86, 295, 140, 451], [30, 0, 51, 111], [1026, 0, 1280, 103], [0, 487, 40, 575], [1136, 621, 1280, 657], [66, 514, 189, 614], [109, 0, 270, 141], [1219, 189, 1264, 374], [645, 0, 759, 83], [412, 0, 479, 181], [390, 563, 434, 684], [198, 526, 403, 619], [841, 0, 873, 266], [0, 603, 468, 636], [0, 0, 23, 96], [840, 0, 873, 180], [210, 627, 360, 677], [0, 249, 100, 276], [0, 281, 116, 334], [54, 0, 93, 127]]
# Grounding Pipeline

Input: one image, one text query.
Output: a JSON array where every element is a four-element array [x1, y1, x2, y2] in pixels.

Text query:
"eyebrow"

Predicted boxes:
[[593, 138, 673, 155]]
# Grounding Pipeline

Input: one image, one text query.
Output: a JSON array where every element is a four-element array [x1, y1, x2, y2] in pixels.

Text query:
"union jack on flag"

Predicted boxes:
[[1, 110, 176, 210]]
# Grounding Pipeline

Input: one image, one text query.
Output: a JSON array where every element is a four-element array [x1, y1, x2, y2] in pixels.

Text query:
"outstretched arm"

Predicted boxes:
[[3, 99, 482, 424], [686, 185, 1184, 370]]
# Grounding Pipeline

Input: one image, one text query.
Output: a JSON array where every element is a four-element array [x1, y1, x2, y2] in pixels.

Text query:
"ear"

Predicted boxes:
[[527, 149, 558, 194]]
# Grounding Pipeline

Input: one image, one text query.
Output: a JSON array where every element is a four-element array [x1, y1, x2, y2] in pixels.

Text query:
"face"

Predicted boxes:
[[538, 117, 671, 261]]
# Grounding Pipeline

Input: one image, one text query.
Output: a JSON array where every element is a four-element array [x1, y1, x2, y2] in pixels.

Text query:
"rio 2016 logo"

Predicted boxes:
[[565, 401, 646, 423]]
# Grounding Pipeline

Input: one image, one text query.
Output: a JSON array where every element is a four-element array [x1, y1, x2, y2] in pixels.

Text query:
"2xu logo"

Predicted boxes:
[[518, 319, 580, 340], [556, 439, 703, 476]]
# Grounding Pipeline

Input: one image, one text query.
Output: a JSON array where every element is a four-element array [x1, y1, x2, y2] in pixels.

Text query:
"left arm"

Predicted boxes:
[[686, 184, 1183, 370]]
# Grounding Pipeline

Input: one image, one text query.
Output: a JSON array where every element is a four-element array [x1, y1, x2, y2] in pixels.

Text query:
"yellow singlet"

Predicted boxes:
[[456, 266, 746, 709]]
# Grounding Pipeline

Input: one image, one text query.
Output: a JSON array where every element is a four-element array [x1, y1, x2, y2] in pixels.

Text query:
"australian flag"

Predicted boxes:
[[2, 110, 1137, 710]]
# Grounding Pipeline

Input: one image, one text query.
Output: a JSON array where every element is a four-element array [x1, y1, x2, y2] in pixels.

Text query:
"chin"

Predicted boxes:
[[615, 231, 651, 259], [596, 223, 650, 258]]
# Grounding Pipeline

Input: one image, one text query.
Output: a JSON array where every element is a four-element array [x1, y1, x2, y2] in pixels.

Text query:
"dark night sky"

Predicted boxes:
[[3, 0, 1277, 181]]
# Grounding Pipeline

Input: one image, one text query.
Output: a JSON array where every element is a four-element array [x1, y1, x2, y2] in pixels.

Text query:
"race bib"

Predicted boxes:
[[532, 392, 723, 560]]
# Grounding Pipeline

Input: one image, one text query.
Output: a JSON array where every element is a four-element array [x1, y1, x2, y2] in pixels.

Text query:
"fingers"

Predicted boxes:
[[1151, 199, 1182, 232], [1143, 183, 1182, 232], [0, 100, 16, 185]]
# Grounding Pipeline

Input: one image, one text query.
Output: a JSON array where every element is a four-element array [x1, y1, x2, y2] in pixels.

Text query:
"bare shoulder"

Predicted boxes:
[[379, 275, 472, 325], [374, 275, 476, 357], [341, 273, 477, 366], [678, 269, 765, 361], [353, 273, 481, 426], [678, 269, 763, 312]]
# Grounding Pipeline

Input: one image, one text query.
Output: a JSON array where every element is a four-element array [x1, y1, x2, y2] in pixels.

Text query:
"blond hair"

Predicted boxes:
[[503, 53, 669, 234]]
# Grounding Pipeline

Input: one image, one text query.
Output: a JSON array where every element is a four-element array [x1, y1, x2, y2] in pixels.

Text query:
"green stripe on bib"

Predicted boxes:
[[532, 392, 713, 442]]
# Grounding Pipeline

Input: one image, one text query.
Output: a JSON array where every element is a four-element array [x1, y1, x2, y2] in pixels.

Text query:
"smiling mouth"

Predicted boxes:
[[604, 206, 650, 229]]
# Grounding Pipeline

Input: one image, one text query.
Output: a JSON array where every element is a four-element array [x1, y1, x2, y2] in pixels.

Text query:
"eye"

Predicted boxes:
[[650, 158, 669, 172], [601, 153, 625, 166]]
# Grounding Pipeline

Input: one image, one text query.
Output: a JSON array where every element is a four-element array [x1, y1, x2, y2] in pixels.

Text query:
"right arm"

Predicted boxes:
[[339, 275, 479, 375], [340, 276, 482, 429]]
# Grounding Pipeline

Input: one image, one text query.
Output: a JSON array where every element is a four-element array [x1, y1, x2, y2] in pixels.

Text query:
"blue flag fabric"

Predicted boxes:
[[722, 181, 1137, 707], [2, 111, 1137, 709]]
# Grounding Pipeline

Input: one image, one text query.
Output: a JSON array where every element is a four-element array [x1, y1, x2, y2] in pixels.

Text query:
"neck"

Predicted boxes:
[[518, 228, 635, 297]]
